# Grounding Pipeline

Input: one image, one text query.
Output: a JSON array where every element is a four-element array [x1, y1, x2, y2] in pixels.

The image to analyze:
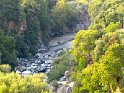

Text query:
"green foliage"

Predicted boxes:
[[0, 31, 17, 69], [0, 52, 2, 63], [71, 30, 102, 69], [93, 32, 121, 61], [21, 0, 51, 53], [76, 43, 124, 92], [51, 0, 81, 35], [71, 28, 124, 92], [88, 0, 124, 30], [0, 0, 20, 31], [98, 43, 124, 90], [24, 17, 40, 55], [0, 0, 53, 59], [50, 80, 58, 88], [0, 64, 11, 73], [105, 22, 120, 32], [16, 36, 30, 58], [70, 0, 124, 92], [0, 0, 85, 63], [0, 73, 50, 93], [48, 52, 73, 83]]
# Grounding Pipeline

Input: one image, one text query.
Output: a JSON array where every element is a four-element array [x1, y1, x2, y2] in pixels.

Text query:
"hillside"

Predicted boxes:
[[0, 0, 124, 93]]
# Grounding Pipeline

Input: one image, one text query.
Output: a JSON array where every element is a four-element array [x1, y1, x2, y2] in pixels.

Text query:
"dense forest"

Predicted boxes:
[[0, 0, 90, 68], [71, 0, 124, 93], [0, 0, 124, 93]]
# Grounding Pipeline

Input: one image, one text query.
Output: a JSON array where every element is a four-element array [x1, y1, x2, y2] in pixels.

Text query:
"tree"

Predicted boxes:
[[105, 22, 120, 32], [16, 36, 30, 58], [71, 30, 102, 70], [98, 43, 124, 93], [0, 52, 2, 63], [0, 64, 11, 73], [93, 32, 121, 62], [24, 16, 40, 55], [0, 31, 17, 69], [88, 0, 124, 30], [71, 29, 124, 92], [0, 72, 50, 93], [51, 0, 81, 35], [48, 52, 73, 82], [0, 0, 21, 32]]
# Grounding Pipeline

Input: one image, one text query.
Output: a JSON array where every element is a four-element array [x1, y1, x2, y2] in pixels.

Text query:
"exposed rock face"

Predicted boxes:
[[75, 6, 91, 32], [51, 70, 74, 93], [8, 20, 17, 32], [58, 86, 73, 93], [20, 20, 27, 31], [52, 82, 74, 93], [8, 20, 27, 33]]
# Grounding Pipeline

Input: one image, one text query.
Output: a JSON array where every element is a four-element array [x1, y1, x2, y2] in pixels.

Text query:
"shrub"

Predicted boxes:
[[0, 64, 11, 73]]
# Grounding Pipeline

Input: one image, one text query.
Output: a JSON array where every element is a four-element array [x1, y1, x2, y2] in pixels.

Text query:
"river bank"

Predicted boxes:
[[48, 34, 75, 47], [15, 34, 75, 75]]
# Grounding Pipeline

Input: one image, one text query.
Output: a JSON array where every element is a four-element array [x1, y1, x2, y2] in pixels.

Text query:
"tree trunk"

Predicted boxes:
[[108, 84, 114, 93], [116, 77, 122, 93]]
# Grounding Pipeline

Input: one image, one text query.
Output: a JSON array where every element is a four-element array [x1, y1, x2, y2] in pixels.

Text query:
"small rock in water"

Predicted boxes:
[[16, 70, 21, 74], [21, 70, 33, 77], [45, 55, 49, 59], [45, 60, 53, 64], [31, 63, 38, 69]]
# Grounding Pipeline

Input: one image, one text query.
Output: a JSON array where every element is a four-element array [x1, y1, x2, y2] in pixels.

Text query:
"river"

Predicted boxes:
[[15, 34, 75, 76]]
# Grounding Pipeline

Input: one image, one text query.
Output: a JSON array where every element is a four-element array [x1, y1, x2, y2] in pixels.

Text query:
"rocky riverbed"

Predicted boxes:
[[15, 34, 74, 76]]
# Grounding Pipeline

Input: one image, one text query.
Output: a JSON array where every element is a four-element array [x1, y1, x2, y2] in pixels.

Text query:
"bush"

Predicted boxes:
[[50, 80, 58, 88], [0, 73, 50, 93], [0, 64, 11, 73], [47, 53, 73, 83]]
